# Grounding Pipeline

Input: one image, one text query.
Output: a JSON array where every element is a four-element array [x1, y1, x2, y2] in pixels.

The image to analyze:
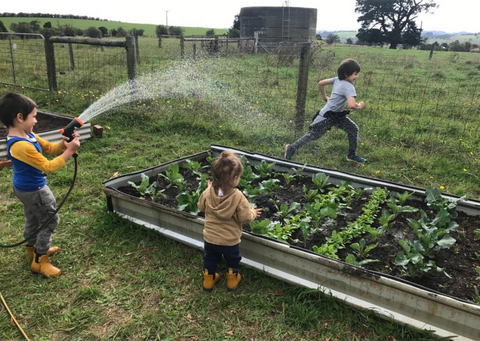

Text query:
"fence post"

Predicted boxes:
[[158, 35, 162, 48], [134, 30, 140, 64], [180, 35, 185, 59], [193, 43, 196, 60], [68, 43, 75, 70], [125, 36, 137, 81], [254, 32, 259, 54], [295, 43, 311, 137], [43, 32, 57, 91], [214, 36, 219, 53]]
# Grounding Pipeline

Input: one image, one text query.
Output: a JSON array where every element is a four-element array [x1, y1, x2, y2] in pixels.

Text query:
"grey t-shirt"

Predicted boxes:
[[311, 77, 356, 126]]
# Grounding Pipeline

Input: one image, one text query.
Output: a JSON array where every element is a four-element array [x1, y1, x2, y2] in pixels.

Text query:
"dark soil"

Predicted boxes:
[[0, 111, 70, 138], [119, 159, 480, 304]]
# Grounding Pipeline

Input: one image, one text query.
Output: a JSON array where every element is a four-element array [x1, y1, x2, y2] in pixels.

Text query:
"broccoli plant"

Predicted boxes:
[[349, 238, 378, 260], [312, 172, 329, 191], [395, 240, 448, 278], [128, 173, 166, 201], [255, 160, 276, 179], [160, 163, 187, 191]]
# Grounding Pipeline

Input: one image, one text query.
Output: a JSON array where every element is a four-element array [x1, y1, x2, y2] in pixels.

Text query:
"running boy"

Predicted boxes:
[[198, 150, 262, 291], [0, 93, 80, 277], [285, 58, 367, 164]]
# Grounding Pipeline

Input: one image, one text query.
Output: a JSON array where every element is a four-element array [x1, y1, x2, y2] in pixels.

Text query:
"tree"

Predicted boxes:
[[117, 27, 128, 37], [228, 14, 240, 38], [316, 33, 322, 41], [168, 26, 184, 36], [61, 24, 75, 37], [43, 22, 52, 29], [326, 33, 340, 44], [110, 28, 118, 37], [86, 26, 102, 38], [356, 28, 387, 46], [355, 0, 438, 49], [0, 21, 7, 33], [29, 20, 40, 32], [206, 29, 215, 37], [155, 25, 168, 37], [98, 26, 108, 37]]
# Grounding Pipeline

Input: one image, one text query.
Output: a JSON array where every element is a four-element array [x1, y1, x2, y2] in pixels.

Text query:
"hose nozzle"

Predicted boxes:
[[60, 117, 83, 141]]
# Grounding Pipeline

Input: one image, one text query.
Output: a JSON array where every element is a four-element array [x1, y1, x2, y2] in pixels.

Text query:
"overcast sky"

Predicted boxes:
[[2, 0, 478, 33]]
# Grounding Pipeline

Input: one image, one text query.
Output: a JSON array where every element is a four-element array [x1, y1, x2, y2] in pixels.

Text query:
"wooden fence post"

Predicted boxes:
[[134, 30, 140, 64], [295, 43, 311, 137], [254, 32, 259, 55], [68, 43, 75, 70], [43, 32, 57, 91], [180, 35, 185, 59], [125, 36, 137, 81], [193, 43, 196, 60], [429, 43, 434, 60], [158, 35, 162, 48]]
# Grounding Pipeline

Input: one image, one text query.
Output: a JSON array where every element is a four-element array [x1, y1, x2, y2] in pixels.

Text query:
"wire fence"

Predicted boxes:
[[0, 33, 48, 90], [1, 35, 479, 161]]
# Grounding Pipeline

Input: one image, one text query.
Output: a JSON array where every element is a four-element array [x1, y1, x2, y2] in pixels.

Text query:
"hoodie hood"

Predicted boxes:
[[207, 185, 240, 220]]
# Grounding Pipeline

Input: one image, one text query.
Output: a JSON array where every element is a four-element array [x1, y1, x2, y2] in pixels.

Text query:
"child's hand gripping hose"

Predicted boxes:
[[60, 117, 84, 142]]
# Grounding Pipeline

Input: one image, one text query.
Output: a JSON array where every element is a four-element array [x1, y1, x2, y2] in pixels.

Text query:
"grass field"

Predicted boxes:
[[0, 40, 479, 340], [0, 17, 229, 37]]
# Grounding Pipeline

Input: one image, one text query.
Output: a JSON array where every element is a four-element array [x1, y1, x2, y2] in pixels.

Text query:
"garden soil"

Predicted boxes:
[[0, 111, 70, 138], [118, 160, 480, 304]]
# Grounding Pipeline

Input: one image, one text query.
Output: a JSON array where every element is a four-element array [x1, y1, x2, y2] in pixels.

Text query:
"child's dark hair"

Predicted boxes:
[[211, 150, 244, 193], [0, 93, 37, 128], [337, 59, 361, 80]]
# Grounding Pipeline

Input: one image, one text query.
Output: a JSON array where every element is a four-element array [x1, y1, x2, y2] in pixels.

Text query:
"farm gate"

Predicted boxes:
[[0, 32, 49, 91]]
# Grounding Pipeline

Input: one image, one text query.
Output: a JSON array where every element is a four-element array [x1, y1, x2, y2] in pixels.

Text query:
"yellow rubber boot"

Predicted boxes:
[[203, 269, 220, 292], [226, 268, 242, 291], [31, 253, 61, 277], [26, 246, 61, 259]]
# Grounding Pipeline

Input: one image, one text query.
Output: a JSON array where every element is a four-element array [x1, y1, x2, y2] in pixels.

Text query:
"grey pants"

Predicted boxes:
[[14, 185, 59, 255], [291, 116, 359, 157]]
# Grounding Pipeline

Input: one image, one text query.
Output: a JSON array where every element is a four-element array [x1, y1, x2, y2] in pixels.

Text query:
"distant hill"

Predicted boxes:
[[0, 16, 228, 37], [318, 30, 480, 45]]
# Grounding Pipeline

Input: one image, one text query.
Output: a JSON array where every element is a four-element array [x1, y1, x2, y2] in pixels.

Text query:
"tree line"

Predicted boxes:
[[0, 19, 145, 39], [0, 12, 109, 21]]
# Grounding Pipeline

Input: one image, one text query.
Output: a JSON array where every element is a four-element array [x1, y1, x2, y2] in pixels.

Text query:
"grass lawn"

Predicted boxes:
[[1, 43, 478, 340]]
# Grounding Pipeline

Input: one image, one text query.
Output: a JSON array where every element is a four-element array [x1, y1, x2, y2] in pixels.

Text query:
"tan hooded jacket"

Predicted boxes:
[[198, 185, 257, 246]]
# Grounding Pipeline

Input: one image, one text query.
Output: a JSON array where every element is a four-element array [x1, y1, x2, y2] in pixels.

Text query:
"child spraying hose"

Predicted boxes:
[[0, 93, 80, 277], [198, 150, 262, 291], [285, 58, 367, 164]]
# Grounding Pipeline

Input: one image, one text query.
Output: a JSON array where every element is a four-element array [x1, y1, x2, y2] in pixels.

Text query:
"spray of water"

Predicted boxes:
[[77, 59, 274, 134]]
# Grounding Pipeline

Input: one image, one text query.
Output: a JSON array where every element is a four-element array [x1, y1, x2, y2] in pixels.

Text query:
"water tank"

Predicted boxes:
[[240, 6, 317, 46]]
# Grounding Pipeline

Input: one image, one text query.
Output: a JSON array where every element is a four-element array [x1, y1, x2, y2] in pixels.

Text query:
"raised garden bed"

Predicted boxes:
[[0, 110, 91, 160], [103, 145, 480, 340]]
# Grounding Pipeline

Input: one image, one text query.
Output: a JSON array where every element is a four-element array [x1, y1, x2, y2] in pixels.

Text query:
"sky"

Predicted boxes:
[[2, 0, 479, 33]]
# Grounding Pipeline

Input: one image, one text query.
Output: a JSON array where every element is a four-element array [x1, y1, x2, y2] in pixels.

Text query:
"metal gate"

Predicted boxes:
[[0, 32, 49, 91]]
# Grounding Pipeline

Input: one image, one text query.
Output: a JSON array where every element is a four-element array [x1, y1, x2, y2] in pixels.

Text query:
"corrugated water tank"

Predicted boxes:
[[240, 6, 317, 43]]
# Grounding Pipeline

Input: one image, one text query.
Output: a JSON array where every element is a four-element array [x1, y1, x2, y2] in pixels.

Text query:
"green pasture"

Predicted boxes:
[[0, 17, 228, 37], [1, 41, 479, 340]]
